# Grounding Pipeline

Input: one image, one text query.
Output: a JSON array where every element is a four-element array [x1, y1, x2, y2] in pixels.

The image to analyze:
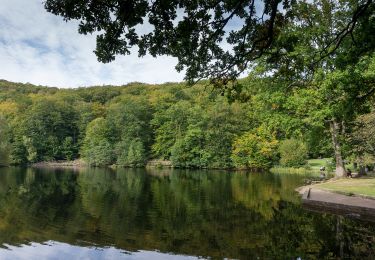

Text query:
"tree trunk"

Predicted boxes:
[[330, 119, 346, 177], [336, 216, 344, 259], [359, 165, 366, 176]]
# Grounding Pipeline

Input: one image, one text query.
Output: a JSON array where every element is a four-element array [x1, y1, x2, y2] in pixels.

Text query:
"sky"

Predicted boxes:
[[0, 0, 184, 88]]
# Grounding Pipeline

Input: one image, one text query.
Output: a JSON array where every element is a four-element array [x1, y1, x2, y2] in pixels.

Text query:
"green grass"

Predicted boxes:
[[270, 166, 320, 175], [308, 158, 329, 170], [270, 158, 332, 175], [308, 158, 358, 171], [271, 158, 359, 175], [315, 178, 375, 198]]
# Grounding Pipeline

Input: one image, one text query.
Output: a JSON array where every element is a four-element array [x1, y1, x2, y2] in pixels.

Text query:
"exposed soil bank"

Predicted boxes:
[[146, 159, 173, 168], [31, 159, 88, 168], [31, 159, 174, 169]]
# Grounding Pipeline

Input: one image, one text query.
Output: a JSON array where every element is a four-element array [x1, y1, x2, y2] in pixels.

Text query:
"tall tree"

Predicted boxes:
[[16, 97, 79, 162], [0, 116, 11, 166], [107, 97, 153, 166], [258, 0, 375, 176], [348, 108, 375, 166], [81, 118, 115, 166], [44, 0, 374, 86]]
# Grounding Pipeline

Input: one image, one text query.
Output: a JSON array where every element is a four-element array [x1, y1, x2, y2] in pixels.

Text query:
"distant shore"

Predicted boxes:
[[31, 159, 88, 168], [27, 158, 336, 173], [30, 159, 174, 169]]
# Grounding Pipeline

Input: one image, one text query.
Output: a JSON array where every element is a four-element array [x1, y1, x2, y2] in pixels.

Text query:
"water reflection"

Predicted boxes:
[[0, 167, 374, 259], [0, 241, 197, 260]]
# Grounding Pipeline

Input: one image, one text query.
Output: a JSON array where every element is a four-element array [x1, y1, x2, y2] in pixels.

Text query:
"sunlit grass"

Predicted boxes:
[[307, 158, 329, 169], [271, 158, 359, 176], [315, 178, 375, 197], [271, 158, 331, 175], [270, 166, 320, 175]]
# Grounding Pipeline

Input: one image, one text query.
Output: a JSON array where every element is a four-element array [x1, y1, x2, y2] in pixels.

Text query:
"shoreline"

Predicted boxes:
[[27, 159, 325, 173], [31, 160, 88, 168], [298, 182, 375, 222]]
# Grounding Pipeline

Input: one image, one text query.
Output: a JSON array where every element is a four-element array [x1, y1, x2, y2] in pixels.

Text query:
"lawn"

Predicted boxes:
[[271, 158, 332, 175], [307, 158, 355, 171], [271, 158, 356, 175], [307, 158, 331, 170], [315, 178, 375, 197]]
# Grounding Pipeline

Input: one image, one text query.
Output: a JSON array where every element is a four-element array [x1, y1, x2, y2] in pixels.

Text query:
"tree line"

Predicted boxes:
[[41, 0, 375, 176], [0, 78, 373, 170]]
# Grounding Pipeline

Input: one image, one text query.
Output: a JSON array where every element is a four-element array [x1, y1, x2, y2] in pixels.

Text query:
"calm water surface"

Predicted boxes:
[[0, 167, 374, 259]]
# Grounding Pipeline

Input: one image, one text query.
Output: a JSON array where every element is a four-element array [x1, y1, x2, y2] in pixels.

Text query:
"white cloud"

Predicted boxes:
[[0, 0, 184, 88]]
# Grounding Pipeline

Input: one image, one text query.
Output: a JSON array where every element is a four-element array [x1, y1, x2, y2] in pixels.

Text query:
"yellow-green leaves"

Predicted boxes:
[[231, 127, 279, 170]]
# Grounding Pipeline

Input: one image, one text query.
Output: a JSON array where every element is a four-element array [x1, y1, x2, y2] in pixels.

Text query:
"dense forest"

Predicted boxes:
[[0, 77, 373, 170], [40, 0, 375, 176]]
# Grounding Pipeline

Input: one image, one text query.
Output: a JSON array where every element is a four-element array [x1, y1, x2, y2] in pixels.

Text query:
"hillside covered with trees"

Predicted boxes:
[[0, 77, 373, 170], [41, 0, 375, 177]]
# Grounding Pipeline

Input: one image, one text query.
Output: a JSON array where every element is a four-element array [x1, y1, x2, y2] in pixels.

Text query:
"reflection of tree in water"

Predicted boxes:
[[230, 172, 301, 220], [231, 172, 282, 220], [0, 168, 79, 246], [78, 168, 151, 243], [0, 168, 374, 258]]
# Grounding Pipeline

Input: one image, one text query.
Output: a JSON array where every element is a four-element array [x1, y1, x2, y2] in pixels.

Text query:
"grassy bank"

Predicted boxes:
[[314, 178, 375, 198], [270, 158, 333, 175], [270, 167, 320, 175]]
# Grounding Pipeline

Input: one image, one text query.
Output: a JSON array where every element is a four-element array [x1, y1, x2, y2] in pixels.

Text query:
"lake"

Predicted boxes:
[[0, 167, 374, 259]]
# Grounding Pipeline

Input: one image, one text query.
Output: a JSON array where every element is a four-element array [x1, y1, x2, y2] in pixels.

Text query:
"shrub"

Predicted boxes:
[[0, 117, 11, 166], [116, 138, 147, 167], [171, 128, 211, 168], [279, 138, 308, 167], [83, 140, 114, 166], [0, 142, 10, 166], [231, 127, 279, 170], [81, 118, 115, 166]]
